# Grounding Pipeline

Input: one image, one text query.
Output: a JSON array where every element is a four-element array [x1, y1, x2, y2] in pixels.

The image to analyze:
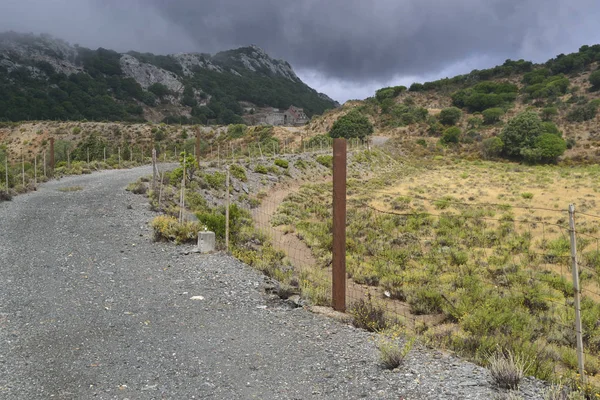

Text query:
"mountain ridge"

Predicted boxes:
[[0, 31, 338, 124]]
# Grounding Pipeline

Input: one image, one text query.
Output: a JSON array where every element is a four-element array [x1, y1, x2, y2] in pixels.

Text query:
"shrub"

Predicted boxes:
[[567, 102, 599, 122], [72, 127, 81, 135], [441, 126, 461, 144], [482, 108, 504, 125], [407, 287, 444, 315], [196, 204, 245, 242], [151, 215, 202, 244], [487, 350, 529, 390], [316, 155, 333, 168], [185, 191, 207, 212], [230, 164, 247, 181], [204, 171, 227, 189], [329, 110, 374, 140], [349, 294, 388, 332], [377, 335, 415, 370], [126, 181, 147, 194], [274, 159, 289, 169], [439, 107, 462, 125], [532, 133, 567, 163], [541, 107, 558, 121], [589, 70, 600, 90], [227, 124, 247, 138], [254, 165, 268, 174]]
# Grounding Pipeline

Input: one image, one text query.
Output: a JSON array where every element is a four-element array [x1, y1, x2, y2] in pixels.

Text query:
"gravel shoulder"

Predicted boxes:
[[0, 166, 548, 399]]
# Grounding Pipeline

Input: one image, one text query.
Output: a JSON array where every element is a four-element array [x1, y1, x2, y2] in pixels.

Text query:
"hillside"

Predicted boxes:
[[309, 45, 600, 163], [0, 32, 338, 124]]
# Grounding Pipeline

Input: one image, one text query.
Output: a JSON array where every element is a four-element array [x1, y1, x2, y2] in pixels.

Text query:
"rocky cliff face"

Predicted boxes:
[[0, 32, 338, 124]]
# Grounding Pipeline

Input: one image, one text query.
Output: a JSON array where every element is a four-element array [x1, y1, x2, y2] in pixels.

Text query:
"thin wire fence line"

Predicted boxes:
[[362, 191, 571, 215]]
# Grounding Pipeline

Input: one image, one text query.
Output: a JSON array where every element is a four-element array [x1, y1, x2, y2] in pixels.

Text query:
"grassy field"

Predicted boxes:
[[273, 151, 600, 390]]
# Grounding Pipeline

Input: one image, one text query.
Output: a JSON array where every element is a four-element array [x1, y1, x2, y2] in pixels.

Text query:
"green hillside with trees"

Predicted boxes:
[[317, 44, 600, 164], [0, 33, 337, 124]]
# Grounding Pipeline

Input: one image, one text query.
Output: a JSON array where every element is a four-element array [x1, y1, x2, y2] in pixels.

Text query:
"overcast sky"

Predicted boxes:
[[2, 0, 600, 103]]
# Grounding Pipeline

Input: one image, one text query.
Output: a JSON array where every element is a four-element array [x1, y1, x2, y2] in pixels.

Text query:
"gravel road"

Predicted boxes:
[[0, 166, 548, 399]]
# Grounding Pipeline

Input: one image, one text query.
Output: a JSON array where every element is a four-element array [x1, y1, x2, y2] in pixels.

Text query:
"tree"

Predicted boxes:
[[590, 70, 600, 90], [438, 107, 462, 125], [441, 126, 461, 144], [499, 111, 543, 158], [499, 111, 566, 163], [482, 108, 504, 125], [329, 110, 374, 140]]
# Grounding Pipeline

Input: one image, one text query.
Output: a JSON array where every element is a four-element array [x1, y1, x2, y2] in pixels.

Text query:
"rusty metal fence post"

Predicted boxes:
[[332, 138, 347, 312]]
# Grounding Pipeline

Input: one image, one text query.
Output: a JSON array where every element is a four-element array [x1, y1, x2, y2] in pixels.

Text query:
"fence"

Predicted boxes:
[[0, 132, 370, 196], [218, 137, 600, 388]]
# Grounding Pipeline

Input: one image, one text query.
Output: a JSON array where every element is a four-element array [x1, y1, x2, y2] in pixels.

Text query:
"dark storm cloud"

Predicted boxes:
[[141, 0, 600, 80], [1, 0, 600, 101]]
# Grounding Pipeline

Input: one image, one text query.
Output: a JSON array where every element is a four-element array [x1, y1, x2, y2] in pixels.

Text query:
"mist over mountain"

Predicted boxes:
[[0, 32, 338, 124]]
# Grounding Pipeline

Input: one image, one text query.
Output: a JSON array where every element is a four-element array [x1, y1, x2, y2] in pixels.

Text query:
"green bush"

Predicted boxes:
[[541, 107, 558, 121], [227, 124, 247, 138], [204, 171, 226, 189], [439, 107, 462, 125], [441, 126, 461, 144], [230, 164, 247, 181], [196, 204, 246, 242], [274, 159, 289, 169], [329, 110, 374, 140], [316, 155, 333, 168], [523, 133, 567, 163], [185, 191, 207, 212], [482, 108, 504, 125], [567, 101, 599, 122], [254, 165, 268, 174], [589, 70, 600, 90]]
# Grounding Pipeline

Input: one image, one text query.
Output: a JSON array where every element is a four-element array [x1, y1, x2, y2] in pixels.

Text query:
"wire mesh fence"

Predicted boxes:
[[218, 141, 600, 387]]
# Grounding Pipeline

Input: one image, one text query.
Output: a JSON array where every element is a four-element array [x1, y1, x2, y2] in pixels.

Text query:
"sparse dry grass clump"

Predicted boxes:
[[349, 293, 388, 332], [487, 350, 529, 390], [377, 332, 415, 370]]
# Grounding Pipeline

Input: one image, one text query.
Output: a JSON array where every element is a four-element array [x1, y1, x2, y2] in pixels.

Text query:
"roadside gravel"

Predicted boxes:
[[0, 165, 548, 399]]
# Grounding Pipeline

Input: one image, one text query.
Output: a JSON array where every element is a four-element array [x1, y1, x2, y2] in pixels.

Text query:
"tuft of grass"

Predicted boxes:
[[521, 192, 534, 200], [487, 350, 529, 390], [58, 186, 83, 192], [377, 334, 415, 370]]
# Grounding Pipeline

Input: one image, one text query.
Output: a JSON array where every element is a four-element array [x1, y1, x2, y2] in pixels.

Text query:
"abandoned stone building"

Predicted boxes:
[[245, 105, 309, 126], [283, 106, 309, 126]]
